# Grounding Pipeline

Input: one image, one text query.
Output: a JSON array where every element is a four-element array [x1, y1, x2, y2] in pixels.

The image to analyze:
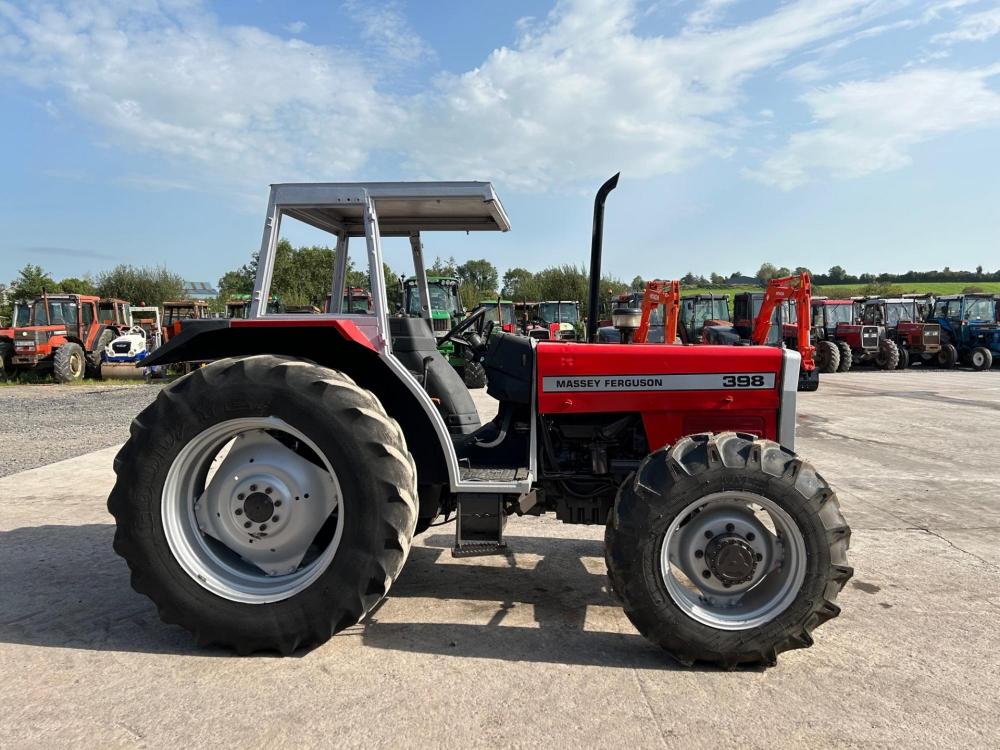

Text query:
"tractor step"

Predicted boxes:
[[459, 466, 529, 482], [453, 493, 508, 556]]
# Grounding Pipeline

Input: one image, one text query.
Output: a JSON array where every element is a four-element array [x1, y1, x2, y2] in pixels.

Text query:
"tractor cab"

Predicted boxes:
[[679, 294, 730, 343], [341, 287, 373, 314], [479, 298, 515, 333], [403, 276, 463, 336]]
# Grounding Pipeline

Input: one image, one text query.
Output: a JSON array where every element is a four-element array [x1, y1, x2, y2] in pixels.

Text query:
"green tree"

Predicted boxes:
[[709, 272, 726, 286], [10, 264, 56, 300], [630, 275, 645, 292], [96, 264, 185, 307], [501, 267, 536, 299], [58, 276, 97, 295], [827, 265, 848, 283], [456, 258, 499, 307], [794, 266, 811, 277], [755, 263, 780, 285]]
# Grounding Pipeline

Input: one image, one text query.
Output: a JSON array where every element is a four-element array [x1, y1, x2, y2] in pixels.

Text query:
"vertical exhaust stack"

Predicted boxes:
[[586, 173, 620, 342]]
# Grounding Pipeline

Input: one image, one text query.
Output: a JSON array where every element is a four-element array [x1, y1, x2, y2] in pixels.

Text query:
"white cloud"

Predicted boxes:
[[1, 0, 992, 197], [747, 65, 1000, 189], [342, 0, 431, 65], [283, 20, 307, 35], [933, 5, 1000, 42], [685, 0, 740, 29], [0, 0, 400, 187], [402, 0, 896, 188]]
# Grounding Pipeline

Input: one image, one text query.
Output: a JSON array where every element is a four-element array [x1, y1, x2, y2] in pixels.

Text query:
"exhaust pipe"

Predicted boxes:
[[586, 173, 620, 342]]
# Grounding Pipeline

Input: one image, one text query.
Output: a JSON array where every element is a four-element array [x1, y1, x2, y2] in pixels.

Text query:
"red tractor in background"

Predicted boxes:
[[10, 293, 131, 382], [0, 300, 30, 378], [859, 297, 943, 369], [810, 297, 892, 370]]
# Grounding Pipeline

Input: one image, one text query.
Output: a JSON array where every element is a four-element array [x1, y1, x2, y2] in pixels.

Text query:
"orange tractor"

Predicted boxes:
[[9, 293, 131, 382]]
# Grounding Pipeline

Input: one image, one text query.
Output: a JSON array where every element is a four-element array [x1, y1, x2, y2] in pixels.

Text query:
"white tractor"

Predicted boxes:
[[101, 306, 163, 380]]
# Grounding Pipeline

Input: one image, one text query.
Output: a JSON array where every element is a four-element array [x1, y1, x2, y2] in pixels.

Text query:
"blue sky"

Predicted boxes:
[[1, 0, 998, 286]]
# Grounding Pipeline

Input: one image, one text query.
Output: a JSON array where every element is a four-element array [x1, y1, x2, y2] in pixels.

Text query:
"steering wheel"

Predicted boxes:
[[440, 306, 493, 357]]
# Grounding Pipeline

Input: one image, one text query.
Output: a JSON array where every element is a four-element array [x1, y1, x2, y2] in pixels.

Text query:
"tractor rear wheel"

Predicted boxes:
[[463, 361, 487, 389], [875, 340, 899, 370], [605, 433, 851, 667], [86, 329, 115, 378], [896, 347, 910, 369], [937, 343, 958, 368], [815, 340, 840, 374], [971, 347, 993, 371], [53, 342, 86, 382], [107, 355, 417, 654], [836, 342, 852, 372]]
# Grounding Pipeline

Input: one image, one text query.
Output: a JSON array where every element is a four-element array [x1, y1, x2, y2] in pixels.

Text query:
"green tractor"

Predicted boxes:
[[403, 275, 486, 388]]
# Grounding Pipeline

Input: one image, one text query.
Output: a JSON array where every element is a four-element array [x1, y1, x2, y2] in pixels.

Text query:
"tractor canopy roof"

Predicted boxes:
[[813, 298, 853, 305], [404, 275, 459, 284], [481, 299, 513, 305], [272, 181, 510, 237]]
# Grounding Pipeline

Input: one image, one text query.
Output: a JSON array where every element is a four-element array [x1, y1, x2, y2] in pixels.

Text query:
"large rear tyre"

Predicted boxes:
[[605, 432, 852, 668], [875, 340, 899, 370], [53, 342, 86, 382], [971, 347, 993, 371], [836, 342, 852, 372], [107, 355, 417, 654], [815, 340, 840, 374]]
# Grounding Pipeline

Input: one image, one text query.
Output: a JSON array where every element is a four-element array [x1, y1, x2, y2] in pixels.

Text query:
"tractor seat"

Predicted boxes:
[[483, 331, 534, 404]]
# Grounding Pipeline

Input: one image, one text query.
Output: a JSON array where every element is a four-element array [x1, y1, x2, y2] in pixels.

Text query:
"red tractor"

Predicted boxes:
[[1, 300, 30, 378], [859, 297, 943, 369], [10, 293, 130, 382], [108, 177, 851, 667], [811, 298, 896, 370]]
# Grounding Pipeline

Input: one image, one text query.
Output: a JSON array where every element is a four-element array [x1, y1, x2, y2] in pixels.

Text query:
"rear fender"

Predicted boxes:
[[144, 319, 449, 485]]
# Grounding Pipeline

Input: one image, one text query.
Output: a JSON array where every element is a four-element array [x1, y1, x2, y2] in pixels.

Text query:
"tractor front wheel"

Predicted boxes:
[[896, 347, 910, 369], [970, 347, 993, 371], [53, 342, 86, 382], [937, 343, 958, 368], [463, 361, 487, 389], [86, 329, 115, 378], [108, 355, 418, 654], [605, 432, 852, 667], [836, 342, 852, 372], [875, 340, 899, 370], [815, 340, 840, 374]]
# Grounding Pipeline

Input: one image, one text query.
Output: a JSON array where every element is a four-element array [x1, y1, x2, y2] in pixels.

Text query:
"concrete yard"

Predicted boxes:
[[1, 370, 998, 748]]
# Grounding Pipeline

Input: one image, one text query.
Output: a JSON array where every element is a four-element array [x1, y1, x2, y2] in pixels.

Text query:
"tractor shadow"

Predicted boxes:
[[358, 533, 689, 671], [0, 524, 701, 670]]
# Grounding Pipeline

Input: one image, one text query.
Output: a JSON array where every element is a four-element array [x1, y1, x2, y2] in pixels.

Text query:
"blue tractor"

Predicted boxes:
[[929, 294, 1000, 370]]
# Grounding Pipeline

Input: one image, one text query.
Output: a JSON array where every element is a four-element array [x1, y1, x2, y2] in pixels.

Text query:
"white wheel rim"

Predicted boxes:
[[659, 491, 807, 630], [162, 417, 344, 604]]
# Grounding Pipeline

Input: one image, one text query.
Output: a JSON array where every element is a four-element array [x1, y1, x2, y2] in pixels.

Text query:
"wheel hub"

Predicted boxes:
[[243, 492, 274, 523], [706, 536, 757, 585]]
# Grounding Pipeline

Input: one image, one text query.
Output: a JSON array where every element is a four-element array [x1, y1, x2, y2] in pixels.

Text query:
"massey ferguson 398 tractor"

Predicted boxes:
[[109, 177, 852, 667]]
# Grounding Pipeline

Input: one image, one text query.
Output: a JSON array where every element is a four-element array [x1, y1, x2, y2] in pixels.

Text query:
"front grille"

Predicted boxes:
[[861, 327, 879, 349], [559, 330, 577, 340], [432, 317, 450, 332], [923, 325, 940, 345], [112, 341, 131, 353]]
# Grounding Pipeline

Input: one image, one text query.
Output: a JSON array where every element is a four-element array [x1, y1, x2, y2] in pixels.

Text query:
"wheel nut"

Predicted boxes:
[[702, 570, 711, 578], [259, 524, 268, 531], [704, 530, 713, 539], [274, 500, 282, 507], [237, 493, 245, 501], [265, 487, 272, 495], [250, 484, 257, 492], [244, 521, 251, 529], [746, 532, 756, 541], [694, 549, 704, 559], [726, 523, 735, 532], [235, 508, 243, 516], [756, 553, 763, 561], [271, 516, 279, 523]]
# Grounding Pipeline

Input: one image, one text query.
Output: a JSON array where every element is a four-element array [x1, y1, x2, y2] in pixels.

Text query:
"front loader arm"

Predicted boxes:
[[634, 280, 680, 344], [750, 273, 815, 371]]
